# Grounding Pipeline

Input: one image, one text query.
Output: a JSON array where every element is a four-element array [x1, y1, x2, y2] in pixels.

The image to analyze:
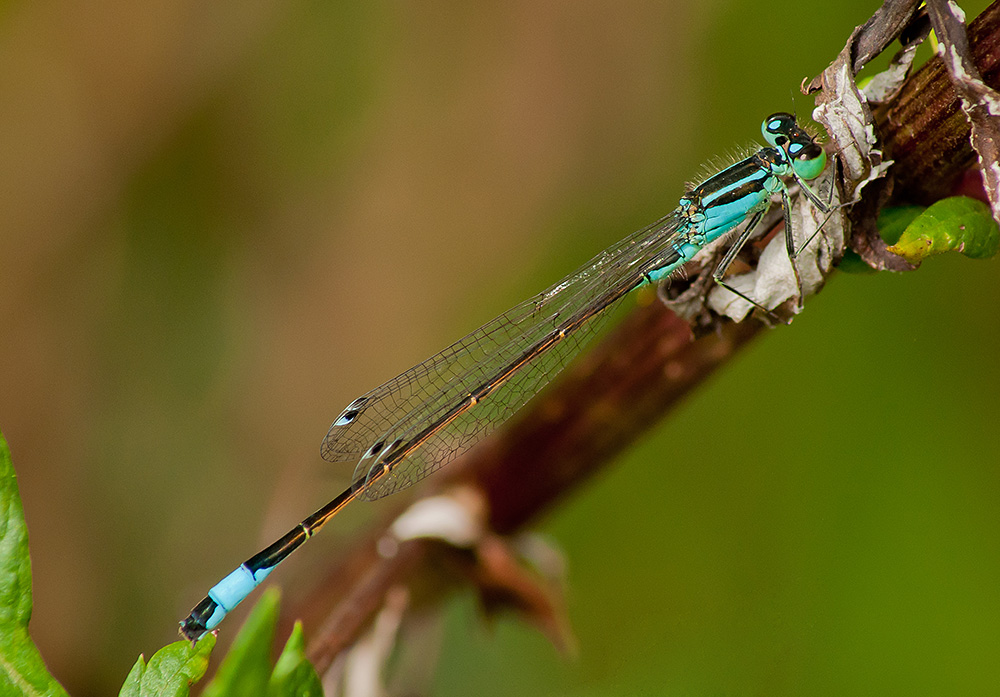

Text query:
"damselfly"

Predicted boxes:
[[180, 112, 830, 640]]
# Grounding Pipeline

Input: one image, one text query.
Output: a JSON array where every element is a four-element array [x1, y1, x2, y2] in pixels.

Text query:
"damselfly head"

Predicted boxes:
[[761, 113, 827, 182], [761, 112, 798, 148]]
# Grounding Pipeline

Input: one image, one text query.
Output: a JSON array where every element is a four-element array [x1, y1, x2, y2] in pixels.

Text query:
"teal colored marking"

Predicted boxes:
[[179, 113, 830, 641]]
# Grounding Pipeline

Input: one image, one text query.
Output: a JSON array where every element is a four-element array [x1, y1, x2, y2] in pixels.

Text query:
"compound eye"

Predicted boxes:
[[762, 113, 798, 148], [793, 144, 827, 180], [764, 112, 794, 135], [796, 140, 821, 161]]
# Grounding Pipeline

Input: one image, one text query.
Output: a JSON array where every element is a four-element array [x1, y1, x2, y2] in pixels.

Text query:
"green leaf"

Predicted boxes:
[[201, 588, 281, 697], [0, 433, 70, 697], [887, 196, 1000, 265], [268, 622, 323, 697], [118, 635, 215, 697]]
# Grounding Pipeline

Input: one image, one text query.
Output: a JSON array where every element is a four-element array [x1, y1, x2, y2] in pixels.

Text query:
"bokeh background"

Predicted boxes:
[[1, 0, 998, 694]]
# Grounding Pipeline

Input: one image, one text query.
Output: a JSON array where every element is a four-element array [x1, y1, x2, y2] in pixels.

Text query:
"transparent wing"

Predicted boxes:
[[322, 211, 688, 499], [357, 313, 606, 500], [321, 212, 681, 463]]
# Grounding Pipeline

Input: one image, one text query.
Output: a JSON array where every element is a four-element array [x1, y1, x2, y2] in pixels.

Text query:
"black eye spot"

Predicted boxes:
[[366, 440, 385, 457]]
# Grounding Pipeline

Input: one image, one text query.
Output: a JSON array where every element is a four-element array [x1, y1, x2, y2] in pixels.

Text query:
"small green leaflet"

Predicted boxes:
[[199, 589, 322, 697], [268, 622, 323, 697], [118, 589, 321, 696], [885, 196, 1000, 265], [0, 433, 70, 697], [118, 635, 215, 697], [201, 589, 279, 697]]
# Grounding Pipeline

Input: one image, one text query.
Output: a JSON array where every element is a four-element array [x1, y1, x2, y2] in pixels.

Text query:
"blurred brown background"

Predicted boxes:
[[1, 0, 998, 695]]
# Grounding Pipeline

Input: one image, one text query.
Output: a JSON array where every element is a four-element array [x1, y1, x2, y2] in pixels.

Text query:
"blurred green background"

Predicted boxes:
[[1, 0, 998, 694]]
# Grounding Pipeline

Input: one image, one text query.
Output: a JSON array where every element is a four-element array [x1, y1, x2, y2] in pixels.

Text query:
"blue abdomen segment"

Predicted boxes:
[[204, 564, 274, 628], [179, 563, 276, 638]]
